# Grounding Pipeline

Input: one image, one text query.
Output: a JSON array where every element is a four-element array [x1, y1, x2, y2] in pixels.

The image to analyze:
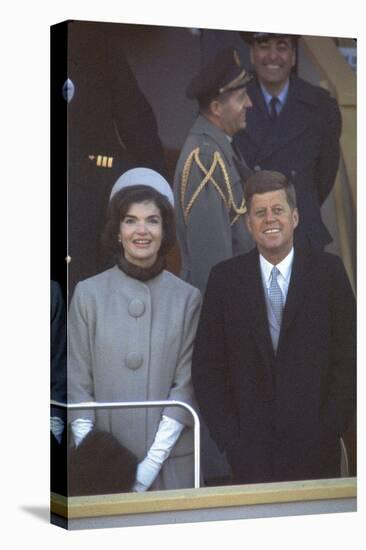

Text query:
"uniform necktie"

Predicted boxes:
[[269, 96, 279, 121], [269, 266, 283, 325]]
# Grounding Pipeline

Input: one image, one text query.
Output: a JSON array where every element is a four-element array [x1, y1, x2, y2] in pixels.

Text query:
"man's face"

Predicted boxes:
[[246, 189, 299, 263], [250, 37, 295, 93], [216, 87, 253, 136]]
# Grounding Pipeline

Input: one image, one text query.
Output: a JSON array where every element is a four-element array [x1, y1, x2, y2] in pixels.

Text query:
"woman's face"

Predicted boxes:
[[118, 200, 163, 268]]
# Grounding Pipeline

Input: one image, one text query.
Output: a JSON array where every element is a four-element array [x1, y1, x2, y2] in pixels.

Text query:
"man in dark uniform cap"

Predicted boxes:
[[234, 31, 341, 251], [174, 47, 254, 296], [174, 47, 254, 485]]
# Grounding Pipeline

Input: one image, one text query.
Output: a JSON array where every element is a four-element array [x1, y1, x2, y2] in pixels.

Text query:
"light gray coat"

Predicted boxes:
[[68, 265, 202, 490], [174, 114, 254, 294]]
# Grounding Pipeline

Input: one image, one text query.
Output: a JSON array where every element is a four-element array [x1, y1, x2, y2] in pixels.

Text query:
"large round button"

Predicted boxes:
[[125, 351, 143, 370], [128, 298, 145, 318]]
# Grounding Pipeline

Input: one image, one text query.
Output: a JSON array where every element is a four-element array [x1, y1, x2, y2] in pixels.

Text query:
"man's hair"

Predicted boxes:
[[199, 88, 239, 115], [102, 185, 176, 259], [244, 170, 297, 212]]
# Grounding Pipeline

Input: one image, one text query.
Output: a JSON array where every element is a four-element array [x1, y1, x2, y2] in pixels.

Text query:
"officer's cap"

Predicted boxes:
[[240, 31, 299, 44], [187, 47, 252, 102]]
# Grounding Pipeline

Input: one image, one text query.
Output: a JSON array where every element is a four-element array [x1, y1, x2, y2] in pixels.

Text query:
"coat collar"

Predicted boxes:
[[279, 243, 313, 337], [239, 248, 276, 362], [191, 114, 236, 163], [191, 114, 251, 178], [243, 75, 321, 161]]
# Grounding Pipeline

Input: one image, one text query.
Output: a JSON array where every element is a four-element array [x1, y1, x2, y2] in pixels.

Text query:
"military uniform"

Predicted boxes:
[[174, 48, 254, 295], [174, 115, 253, 293]]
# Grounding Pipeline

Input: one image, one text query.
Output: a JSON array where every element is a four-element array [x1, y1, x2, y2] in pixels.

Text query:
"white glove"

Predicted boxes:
[[50, 416, 64, 444], [71, 418, 94, 447], [133, 415, 184, 492]]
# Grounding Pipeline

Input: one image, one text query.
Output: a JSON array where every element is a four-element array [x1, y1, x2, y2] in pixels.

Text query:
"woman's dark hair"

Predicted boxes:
[[102, 185, 176, 260], [244, 170, 297, 212]]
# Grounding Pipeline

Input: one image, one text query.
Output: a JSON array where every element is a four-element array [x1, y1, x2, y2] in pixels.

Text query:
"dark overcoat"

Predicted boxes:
[[192, 246, 356, 483], [234, 75, 342, 250]]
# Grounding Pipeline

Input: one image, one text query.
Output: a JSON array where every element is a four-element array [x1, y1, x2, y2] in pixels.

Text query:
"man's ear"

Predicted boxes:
[[293, 207, 299, 228], [209, 98, 222, 118]]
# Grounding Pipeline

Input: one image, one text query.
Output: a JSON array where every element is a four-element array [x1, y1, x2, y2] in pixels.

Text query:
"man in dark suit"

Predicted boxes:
[[234, 32, 341, 252], [192, 170, 355, 484]]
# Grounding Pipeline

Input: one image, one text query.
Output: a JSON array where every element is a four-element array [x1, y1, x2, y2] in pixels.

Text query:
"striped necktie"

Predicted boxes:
[[269, 266, 283, 325]]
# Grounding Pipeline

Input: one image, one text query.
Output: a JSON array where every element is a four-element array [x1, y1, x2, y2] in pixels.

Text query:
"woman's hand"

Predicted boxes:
[[132, 415, 185, 491], [133, 456, 162, 492]]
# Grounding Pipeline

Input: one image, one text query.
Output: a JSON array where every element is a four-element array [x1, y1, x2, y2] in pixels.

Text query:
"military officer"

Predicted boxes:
[[174, 47, 255, 296]]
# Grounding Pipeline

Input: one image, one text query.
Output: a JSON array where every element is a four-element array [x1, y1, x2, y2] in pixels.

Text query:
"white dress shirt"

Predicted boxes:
[[260, 80, 290, 116], [259, 247, 294, 304]]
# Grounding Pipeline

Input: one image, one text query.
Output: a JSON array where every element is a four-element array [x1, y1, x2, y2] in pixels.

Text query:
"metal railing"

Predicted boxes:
[[50, 399, 201, 489]]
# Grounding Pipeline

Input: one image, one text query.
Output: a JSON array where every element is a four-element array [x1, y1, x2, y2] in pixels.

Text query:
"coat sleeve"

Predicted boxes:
[[192, 266, 239, 452], [315, 92, 342, 205], [180, 146, 240, 293], [163, 287, 202, 427], [321, 256, 356, 436], [67, 283, 96, 424]]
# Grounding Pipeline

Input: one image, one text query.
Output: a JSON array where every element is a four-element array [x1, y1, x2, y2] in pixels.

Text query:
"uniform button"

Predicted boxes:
[[128, 298, 145, 318], [254, 165, 261, 171], [125, 352, 143, 370]]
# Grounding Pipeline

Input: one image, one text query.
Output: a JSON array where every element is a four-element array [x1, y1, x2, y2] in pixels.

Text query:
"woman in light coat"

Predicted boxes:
[[68, 168, 202, 491]]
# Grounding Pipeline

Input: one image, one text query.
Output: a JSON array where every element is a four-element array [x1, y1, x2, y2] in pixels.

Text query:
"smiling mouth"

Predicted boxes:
[[133, 239, 152, 245], [263, 228, 281, 234]]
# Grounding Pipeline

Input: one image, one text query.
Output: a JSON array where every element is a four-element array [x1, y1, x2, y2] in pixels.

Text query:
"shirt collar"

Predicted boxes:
[[260, 79, 290, 109], [259, 247, 294, 284]]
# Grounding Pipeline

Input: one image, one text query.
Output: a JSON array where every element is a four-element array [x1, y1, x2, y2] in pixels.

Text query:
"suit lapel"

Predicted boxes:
[[244, 81, 270, 149], [279, 246, 311, 340], [238, 250, 276, 400], [242, 250, 275, 363]]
